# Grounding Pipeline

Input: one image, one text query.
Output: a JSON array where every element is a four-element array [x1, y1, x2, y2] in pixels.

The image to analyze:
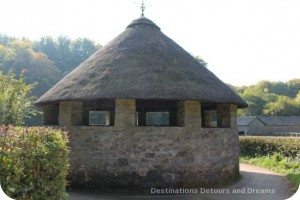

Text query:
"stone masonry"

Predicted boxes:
[[42, 104, 59, 125], [43, 99, 239, 189], [51, 99, 239, 190], [68, 126, 239, 189], [59, 101, 83, 127]]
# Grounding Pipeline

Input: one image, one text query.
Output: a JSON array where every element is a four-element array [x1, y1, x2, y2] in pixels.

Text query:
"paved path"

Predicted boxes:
[[68, 164, 294, 200]]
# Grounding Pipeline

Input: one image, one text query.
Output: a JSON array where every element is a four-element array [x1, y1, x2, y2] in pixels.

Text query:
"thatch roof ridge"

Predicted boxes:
[[35, 17, 247, 108]]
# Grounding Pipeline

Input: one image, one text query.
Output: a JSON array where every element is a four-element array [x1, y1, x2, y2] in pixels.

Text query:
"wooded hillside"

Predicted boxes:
[[0, 34, 101, 97], [0, 34, 101, 124], [232, 80, 300, 116]]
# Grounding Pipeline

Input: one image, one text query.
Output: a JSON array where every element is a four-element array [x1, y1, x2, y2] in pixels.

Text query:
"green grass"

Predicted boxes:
[[240, 153, 300, 191]]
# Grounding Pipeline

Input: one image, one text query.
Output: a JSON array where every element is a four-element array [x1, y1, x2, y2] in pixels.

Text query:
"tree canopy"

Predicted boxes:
[[0, 34, 101, 97], [33, 36, 101, 75], [0, 71, 37, 125], [234, 79, 300, 116], [0, 34, 101, 125], [0, 36, 61, 97]]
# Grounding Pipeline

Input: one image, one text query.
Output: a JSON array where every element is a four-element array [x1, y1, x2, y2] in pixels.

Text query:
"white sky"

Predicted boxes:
[[1, 0, 300, 86]]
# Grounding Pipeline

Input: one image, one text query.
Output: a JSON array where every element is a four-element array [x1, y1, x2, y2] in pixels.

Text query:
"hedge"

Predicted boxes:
[[0, 126, 69, 200], [240, 136, 300, 158]]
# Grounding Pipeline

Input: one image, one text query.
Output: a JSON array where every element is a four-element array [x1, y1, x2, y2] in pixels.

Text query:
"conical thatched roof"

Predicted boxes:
[[36, 17, 247, 108]]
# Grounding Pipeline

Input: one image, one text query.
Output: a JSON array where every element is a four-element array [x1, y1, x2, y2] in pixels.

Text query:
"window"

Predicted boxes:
[[136, 100, 177, 126], [201, 103, 217, 128], [83, 100, 115, 126], [146, 112, 169, 126], [201, 103, 233, 128], [89, 111, 110, 126]]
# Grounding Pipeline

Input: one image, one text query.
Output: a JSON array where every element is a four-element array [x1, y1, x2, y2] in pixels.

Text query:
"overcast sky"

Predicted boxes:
[[1, 0, 299, 86]]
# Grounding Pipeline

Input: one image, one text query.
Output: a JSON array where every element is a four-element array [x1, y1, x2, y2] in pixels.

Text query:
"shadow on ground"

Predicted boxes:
[[68, 164, 294, 200]]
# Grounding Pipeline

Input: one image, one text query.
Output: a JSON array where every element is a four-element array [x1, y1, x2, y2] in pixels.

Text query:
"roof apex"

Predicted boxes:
[[127, 17, 160, 30]]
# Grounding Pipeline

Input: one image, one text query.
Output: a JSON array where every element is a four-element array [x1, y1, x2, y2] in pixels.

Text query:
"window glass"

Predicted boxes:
[[209, 110, 218, 127], [146, 112, 169, 126], [89, 111, 109, 125]]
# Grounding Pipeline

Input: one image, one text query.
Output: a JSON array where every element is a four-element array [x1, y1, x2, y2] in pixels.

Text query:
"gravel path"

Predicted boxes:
[[68, 163, 294, 200]]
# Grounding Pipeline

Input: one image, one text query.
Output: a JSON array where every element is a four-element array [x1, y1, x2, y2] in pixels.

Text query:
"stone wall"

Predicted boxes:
[[41, 104, 59, 125], [59, 101, 83, 127], [47, 100, 239, 190], [68, 126, 239, 189], [217, 104, 236, 128], [114, 99, 136, 128], [177, 101, 201, 129]]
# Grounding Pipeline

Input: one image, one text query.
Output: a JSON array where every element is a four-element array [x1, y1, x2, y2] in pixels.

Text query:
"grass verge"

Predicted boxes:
[[240, 153, 300, 191]]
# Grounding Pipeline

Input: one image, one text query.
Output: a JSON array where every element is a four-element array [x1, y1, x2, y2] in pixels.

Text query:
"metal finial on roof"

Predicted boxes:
[[140, 0, 145, 16]]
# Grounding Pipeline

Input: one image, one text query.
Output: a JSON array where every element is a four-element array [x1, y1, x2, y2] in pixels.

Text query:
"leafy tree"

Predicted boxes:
[[295, 92, 300, 103], [33, 36, 57, 62], [286, 79, 300, 98], [0, 44, 15, 67], [28, 51, 62, 95], [0, 34, 14, 46], [239, 94, 266, 116], [263, 96, 300, 116], [33, 36, 101, 74], [9, 40, 34, 72], [235, 79, 300, 117], [55, 36, 72, 73], [0, 35, 101, 125], [0, 71, 37, 125], [70, 38, 98, 69], [1, 39, 62, 97], [255, 80, 291, 97]]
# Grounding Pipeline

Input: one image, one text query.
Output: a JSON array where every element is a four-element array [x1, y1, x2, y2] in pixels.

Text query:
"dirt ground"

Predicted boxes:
[[68, 163, 295, 200]]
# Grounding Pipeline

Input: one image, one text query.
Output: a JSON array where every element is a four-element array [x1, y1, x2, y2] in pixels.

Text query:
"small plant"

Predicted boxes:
[[274, 152, 283, 162]]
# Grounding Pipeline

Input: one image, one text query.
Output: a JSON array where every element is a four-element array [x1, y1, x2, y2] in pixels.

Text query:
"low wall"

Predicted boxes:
[[68, 126, 239, 190]]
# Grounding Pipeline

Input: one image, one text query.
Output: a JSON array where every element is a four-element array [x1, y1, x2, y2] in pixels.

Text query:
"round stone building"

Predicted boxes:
[[36, 17, 247, 189]]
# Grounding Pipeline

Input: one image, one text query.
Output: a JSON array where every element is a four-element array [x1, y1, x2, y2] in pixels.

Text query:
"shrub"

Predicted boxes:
[[240, 136, 300, 158], [0, 126, 69, 200]]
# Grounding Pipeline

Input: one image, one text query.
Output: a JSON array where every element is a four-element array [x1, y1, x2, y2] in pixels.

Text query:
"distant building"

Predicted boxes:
[[237, 116, 300, 136]]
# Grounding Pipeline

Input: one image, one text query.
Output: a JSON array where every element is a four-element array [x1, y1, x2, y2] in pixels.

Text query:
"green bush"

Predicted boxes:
[[0, 126, 69, 200], [240, 136, 300, 158]]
